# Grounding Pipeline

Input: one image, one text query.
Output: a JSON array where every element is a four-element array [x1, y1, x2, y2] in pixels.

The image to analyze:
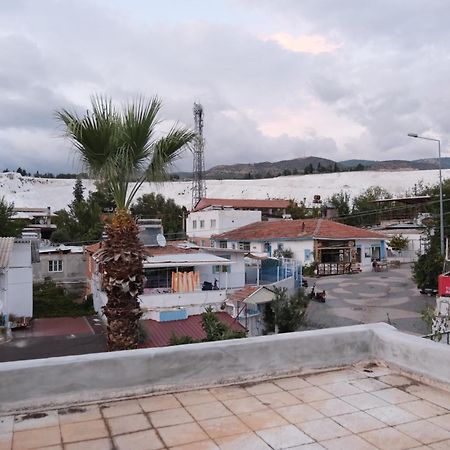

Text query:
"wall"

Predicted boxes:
[[187, 209, 261, 241], [198, 253, 245, 289], [356, 239, 386, 271], [33, 252, 86, 283], [3, 323, 449, 413]]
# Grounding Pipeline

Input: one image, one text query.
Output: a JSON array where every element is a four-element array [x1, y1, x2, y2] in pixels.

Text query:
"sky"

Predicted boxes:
[[0, 0, 449, 174]]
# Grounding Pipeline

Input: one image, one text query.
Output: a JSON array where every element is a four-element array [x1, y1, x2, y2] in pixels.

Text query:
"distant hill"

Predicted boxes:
[[173, 156, 450, 180], [205, 156, 337, 179]]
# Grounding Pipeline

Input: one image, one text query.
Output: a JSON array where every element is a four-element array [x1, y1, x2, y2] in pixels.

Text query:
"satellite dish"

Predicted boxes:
[[156, 234, 166, 247]]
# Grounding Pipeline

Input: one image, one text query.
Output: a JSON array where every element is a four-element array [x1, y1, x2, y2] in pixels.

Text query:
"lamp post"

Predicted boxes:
[[408, 133, 444, 256]]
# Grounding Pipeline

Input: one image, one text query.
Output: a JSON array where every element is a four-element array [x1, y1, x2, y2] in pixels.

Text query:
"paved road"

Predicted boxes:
[[304, 264, 436, 335]]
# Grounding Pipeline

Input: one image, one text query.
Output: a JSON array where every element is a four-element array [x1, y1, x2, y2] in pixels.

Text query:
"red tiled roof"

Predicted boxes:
[[194, 197, 290, 211], [229, 285, 260, 302], [85, 242, 101, 254], [214, 219, 386, 241], [140, 312, 246, 348]]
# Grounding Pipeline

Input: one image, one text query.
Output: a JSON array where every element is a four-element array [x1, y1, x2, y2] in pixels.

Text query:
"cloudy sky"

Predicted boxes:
[[0, 0, 449, 174]]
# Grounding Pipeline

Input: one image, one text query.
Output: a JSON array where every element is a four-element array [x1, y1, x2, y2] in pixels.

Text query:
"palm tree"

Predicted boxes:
[[56, 96, 195, 351]]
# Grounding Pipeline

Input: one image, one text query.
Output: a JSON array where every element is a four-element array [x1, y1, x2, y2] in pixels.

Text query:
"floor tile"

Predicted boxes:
[[64, 438, 113, 450], [12, 426, 61, 449], [366, 404, 418, 426], [360, 427, 421, 449], [199, 415, 249, 439], [61, 419, 108, 443], [320, 382, 362, 397], [377, 374, 414, 387], [401, 400, 447, 419], [170, 439, 220, 450], [100, 399, 142, 418], [309, 398, 358, 417], [256, 391, 299, 408], [186, 401, 232, 421], [276, 404, 324, 423], [158, 422, 208, 447], [296, 417, 351, 441], [238, 410, 288, 431], [430, 440, 450, 449], [396, 420, 450, 444], [0, 433, 12, 450], [429, 413, 450, 431], [372, 387, 417, 404], [139, 394, 181, 412], [58, 406, 102, 424], [257, 424, 314, 449], [354, 364, 393, 378], [341, 392, 389, 410], [215, 432, 272, 450], [405, 385, 450, 409], [321, 434, 378, 450], [287, 444, 326, 450], [291, 386, 334, 403], [245, 382, 283, 396], [209, 386, 250, 401], [175, 390, 216, 406], [332, 411, 385, 433], [150, 407, 193, 428], [14, 411, 59, 431], [113, 429, 164, 450], [305, 370, 363, 386], [107, 413, 151, 435], [350, 378, 390, 392], [223, 397, 267, 415], [273, 377, 310, 391]]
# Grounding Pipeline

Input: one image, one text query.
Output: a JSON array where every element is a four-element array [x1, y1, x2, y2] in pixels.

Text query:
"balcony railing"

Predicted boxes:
[[422, 330, 450, 345]]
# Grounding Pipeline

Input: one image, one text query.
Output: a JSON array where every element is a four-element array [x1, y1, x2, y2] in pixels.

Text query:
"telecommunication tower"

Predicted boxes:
[[191, 102, 206, 209]]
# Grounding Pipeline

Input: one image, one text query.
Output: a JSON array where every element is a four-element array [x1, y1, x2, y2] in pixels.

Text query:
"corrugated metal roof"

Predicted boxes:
[[194, 198, 290, 211], [0, 237, 15, 269], [140, 312, 246, 348]]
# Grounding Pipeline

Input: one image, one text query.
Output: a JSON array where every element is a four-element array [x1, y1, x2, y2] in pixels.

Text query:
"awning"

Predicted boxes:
[[144, 252, 233, 269]]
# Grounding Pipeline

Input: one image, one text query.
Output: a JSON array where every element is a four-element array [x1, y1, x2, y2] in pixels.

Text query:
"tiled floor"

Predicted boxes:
[[2, 364, 450, 450]]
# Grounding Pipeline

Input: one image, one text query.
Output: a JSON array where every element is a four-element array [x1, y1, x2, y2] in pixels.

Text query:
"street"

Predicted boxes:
[[304, 264, 436, 335]]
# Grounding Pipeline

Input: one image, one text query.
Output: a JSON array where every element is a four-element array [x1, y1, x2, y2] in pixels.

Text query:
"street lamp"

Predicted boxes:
[[408, 133, 445, 256]]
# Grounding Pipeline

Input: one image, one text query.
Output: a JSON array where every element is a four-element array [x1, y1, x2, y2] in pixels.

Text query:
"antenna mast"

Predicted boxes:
[[191, 102, 206, 209]]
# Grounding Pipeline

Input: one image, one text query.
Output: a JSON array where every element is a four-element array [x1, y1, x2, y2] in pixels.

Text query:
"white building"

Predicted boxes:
[[187, 206, 261, 247], [89, 243, 247, 322], [213, 218, 387, 274], [0, 238, 33, 320]]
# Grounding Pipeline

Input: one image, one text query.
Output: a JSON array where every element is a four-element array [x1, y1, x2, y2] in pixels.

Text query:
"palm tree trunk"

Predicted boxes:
[[101, 209, 143, 351]]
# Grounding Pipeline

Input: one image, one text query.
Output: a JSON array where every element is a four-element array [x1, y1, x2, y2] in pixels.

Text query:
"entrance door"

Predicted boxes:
[[371, 246, 380, 260]]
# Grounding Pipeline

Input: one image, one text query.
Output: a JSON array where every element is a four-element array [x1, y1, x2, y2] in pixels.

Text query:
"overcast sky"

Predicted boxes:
[[0, 0, 449, 174]]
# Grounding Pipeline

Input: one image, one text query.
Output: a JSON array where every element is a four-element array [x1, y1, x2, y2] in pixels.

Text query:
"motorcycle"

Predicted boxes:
[[308, 284, 326, 303]]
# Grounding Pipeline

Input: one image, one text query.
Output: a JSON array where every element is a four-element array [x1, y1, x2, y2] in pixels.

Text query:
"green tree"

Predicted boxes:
[[0, 197, 25, 237], [329, 191, 351, 219], [265, 288, 309, 333], [56, 95, 195, 351], [73, 178, 85, 204], [131, 193, 186, 238], [412, 229, 443, 289], [286, 200, 308, 219], [350, 186, 392, 226], [388, 234, 409, 252]]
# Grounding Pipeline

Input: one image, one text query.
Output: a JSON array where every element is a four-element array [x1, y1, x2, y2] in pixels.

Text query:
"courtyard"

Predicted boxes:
[[306, 264, 436, 335]]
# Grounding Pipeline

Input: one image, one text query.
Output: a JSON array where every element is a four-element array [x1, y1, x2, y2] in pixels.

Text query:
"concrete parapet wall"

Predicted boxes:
[[0, 324, 374, 413], [1, 323, 449, 413]]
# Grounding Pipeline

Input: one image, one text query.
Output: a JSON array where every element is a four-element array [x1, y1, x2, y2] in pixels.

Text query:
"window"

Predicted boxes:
[[200, 220, 205, 229], [238, 241, 250, 251], [213, 255, 231, 273], [192, 220, 197, 229], [219, 241, 228, 249], [48, 260, 63, 272], [210, 219, 216, 228]]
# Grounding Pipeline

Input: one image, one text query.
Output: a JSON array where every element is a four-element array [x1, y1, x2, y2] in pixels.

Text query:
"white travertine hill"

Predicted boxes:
[[0, 169, 448, 211]]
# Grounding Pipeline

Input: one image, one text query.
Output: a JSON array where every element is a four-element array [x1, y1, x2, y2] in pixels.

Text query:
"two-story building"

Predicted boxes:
[[213, 218, 387, 274]]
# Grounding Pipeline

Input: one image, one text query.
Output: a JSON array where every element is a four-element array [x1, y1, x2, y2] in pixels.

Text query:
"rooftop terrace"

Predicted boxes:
[[2, 364, 450, 449], [1, 323, 450, 449]]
